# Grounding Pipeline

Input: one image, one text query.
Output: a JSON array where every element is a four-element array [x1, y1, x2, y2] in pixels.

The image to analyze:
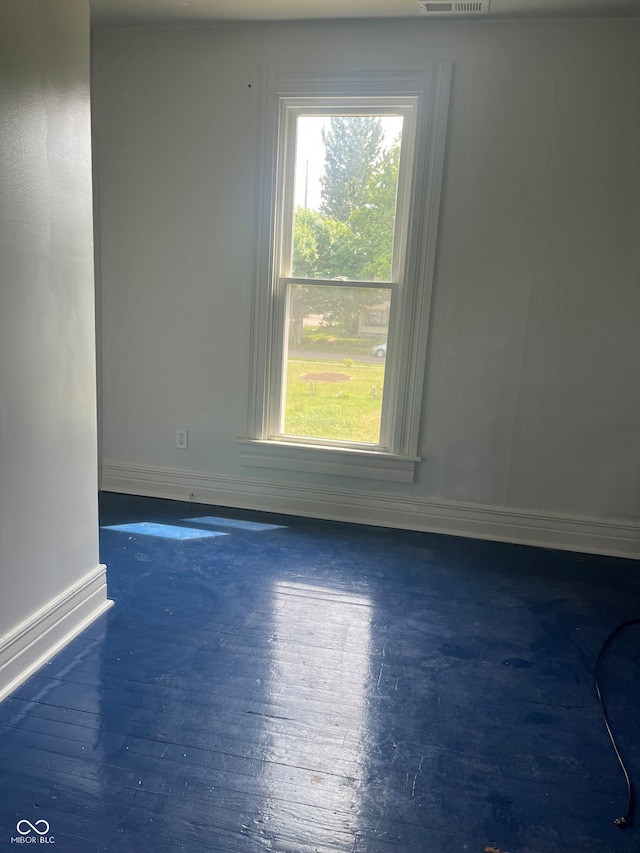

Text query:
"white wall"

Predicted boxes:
[[0, 0, 111, 701], [93, 18, 640, 558]]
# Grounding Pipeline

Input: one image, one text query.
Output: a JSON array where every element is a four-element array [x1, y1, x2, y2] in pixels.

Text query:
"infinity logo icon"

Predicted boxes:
[[16, 820, 50, 836]]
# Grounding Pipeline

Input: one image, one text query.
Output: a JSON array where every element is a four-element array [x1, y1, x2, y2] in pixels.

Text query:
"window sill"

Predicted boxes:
[[237, 439, 420, 483]]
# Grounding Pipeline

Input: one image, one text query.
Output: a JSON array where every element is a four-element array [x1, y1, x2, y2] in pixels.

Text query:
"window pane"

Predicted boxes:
[[282, 284, 390, 444], [291, 115, 404, 282]]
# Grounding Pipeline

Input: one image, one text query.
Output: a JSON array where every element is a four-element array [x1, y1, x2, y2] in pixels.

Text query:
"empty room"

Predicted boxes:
[[0, 1, 638, 851]]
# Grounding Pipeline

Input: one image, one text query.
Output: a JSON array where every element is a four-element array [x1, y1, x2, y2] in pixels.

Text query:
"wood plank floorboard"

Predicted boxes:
[[1, 492, 639, 852]]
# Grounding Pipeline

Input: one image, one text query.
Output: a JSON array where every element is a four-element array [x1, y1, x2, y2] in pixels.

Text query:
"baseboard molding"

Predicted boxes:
[[101, 461, 639, 560], [0, 565, 113, 704]]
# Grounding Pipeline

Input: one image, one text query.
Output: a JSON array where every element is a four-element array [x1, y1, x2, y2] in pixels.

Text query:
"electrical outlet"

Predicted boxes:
[[176, 429, 188, 449]]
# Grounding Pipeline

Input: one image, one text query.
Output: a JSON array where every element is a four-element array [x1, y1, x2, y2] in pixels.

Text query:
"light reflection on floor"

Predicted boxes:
[[183, 516, 286, 533], [102, 522, 227, 540], [261, 580, 373, 851], [103, 517, 286, 540]]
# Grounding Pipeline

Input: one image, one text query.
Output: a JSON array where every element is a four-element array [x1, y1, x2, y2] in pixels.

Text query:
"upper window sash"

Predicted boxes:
[[276, 100, 418, 287]]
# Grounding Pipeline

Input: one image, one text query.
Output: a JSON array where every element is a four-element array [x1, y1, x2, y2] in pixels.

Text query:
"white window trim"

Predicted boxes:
[[239, 65, 451, 483]]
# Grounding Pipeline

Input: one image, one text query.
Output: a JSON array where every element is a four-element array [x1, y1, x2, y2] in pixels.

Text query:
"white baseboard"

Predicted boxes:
[[101, 461, 639, 560], [0, 565, 113, 704]]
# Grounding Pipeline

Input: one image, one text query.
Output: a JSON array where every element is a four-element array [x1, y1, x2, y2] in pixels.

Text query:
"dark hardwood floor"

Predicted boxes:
[[0, 492, 638, 852]]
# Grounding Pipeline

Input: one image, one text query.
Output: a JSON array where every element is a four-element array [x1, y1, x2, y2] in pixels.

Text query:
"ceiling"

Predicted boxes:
[[90, 0, 639, 27]]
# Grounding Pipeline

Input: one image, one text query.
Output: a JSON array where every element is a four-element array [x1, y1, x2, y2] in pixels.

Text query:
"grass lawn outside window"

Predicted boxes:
[[284, 356, 386, 444]]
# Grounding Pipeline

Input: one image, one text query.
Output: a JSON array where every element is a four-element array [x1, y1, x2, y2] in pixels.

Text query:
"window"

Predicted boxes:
[[240, 68, 451, 482]]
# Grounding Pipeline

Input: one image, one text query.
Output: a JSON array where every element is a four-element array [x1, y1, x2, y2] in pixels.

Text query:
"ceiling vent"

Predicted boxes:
[[418, 1, 490, 14]]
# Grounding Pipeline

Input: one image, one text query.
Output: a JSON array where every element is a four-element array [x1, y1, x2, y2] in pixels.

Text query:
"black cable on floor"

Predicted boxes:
[[594, 618, 640, 828]]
